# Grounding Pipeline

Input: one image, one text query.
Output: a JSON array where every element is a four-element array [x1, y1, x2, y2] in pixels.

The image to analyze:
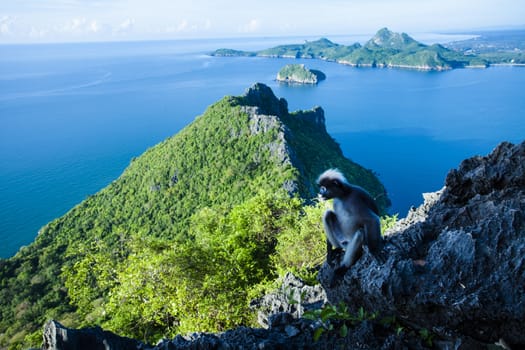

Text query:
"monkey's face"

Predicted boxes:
[[318, 178, 345, 200]]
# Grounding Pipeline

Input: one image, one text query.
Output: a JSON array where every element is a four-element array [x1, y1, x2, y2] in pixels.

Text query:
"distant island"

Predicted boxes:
[[212, 27, 525, 71], [276, 64, 326, 84]]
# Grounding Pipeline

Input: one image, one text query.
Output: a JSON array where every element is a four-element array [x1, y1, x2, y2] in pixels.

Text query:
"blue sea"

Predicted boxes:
[[1, 36, 524, 258]]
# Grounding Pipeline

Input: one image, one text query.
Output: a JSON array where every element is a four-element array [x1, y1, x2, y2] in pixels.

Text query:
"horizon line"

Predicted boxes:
[[1, 25, 524, 46]]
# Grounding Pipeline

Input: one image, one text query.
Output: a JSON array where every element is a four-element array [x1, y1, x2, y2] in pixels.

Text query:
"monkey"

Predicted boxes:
[[317, 169, 383, 283]]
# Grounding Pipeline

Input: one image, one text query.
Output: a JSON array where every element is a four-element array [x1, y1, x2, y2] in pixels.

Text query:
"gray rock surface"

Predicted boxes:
[[42, 314, 408, 350], [42, 320, 146, 350], [318, 140, 525, 347], [240, 82, 288, 117], [250, 272, 327, 328]]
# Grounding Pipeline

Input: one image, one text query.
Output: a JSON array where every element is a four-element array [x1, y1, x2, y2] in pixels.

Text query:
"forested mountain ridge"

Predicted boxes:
[[0, 83, 389, 348], [212, 27, 515, 70]]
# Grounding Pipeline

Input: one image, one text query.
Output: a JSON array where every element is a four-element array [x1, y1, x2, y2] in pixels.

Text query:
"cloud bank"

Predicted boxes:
[[1, 0, 523, 43]]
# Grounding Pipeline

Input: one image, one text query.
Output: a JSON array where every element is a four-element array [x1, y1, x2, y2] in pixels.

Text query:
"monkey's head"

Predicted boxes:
[[317, 169, 349, 200]]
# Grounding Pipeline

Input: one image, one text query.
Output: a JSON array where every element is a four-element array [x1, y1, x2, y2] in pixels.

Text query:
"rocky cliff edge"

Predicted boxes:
[[42, 140, 525, 349]]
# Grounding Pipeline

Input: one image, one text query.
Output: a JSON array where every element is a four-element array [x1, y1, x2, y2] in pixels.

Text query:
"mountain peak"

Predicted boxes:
[[366, 27, 420, 49], [311, 38, 335, 46], [238, 83, 289, 116]]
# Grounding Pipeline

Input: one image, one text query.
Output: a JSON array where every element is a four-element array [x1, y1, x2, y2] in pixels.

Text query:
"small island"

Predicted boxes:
[[276, 64, 326, 84]]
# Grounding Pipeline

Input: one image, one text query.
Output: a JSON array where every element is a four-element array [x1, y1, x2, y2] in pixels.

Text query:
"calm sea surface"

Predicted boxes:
[[1, 36, 524, 258]]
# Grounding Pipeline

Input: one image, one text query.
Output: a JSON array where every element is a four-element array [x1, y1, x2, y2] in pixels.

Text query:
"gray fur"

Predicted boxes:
[[317, 169, 382, 271]]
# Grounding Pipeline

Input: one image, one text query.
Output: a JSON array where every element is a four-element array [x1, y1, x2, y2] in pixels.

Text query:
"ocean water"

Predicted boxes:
[[1, 37, 524, 258]]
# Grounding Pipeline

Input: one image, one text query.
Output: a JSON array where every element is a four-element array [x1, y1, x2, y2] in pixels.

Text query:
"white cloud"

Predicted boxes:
[[115, 18, 134, 33], [29, 26, 48, 39], [46, 17, 134, 38], [88, 20, 100, 33], [120, 18, 134, 30], [0, 15, 15, 35], [1, 0, 524, 43], [177, 19, 189, 32], [62, 17, 87, 32], [162, 18, 213, 35], [240, 19, 261, 33]]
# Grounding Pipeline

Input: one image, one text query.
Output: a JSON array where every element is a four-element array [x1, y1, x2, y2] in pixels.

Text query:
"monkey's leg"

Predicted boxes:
[[330, 230, 364, 287], [341, 229, 364, 268], [363, 216, 386, 263], [325, 239, 344, 267], [365, 215, 383, 254]]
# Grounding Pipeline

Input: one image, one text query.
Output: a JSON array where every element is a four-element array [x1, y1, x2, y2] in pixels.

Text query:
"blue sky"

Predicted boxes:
[[1, 0, 524, 43]]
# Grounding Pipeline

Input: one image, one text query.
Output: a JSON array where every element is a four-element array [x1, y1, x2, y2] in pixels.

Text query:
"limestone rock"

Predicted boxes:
[[250, 272, 327, 328], [42, 320, 145, 350], [318, 140, 525, 347]]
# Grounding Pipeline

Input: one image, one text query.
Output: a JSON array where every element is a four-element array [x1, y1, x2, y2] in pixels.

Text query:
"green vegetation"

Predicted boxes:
[[212, 27, 524, 70], [304, 303, 379, 341], [0, 84, 390, 348], [276, 64, 326, 84], [211, 48, 256, 57], [304, 301, 435, 347]]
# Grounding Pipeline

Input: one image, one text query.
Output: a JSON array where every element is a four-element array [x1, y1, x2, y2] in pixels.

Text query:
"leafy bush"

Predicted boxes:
[[272, 200, 327, 284], [101, 191, 301, 341]]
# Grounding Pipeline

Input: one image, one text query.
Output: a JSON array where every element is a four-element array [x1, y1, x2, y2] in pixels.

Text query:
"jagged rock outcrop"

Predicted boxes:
[[293, 106, 326, 129], [240, 82, 288, 116], [43, 312, 403, 350], [235, 84, 389, 208], [319, 140, 525, 348], [42, 320, 146, 350], [250, 272, 327, 328]]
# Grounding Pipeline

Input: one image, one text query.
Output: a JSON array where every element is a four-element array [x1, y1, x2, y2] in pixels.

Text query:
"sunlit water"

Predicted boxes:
[[1, 35, 524, 257]]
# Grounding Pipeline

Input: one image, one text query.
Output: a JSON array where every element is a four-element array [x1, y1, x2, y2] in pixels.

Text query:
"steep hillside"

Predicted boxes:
[[0, 83, 389, 348]]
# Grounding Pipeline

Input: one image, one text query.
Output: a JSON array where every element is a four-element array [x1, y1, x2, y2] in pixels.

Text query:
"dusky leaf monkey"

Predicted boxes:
[[317, 169, 383, 283]]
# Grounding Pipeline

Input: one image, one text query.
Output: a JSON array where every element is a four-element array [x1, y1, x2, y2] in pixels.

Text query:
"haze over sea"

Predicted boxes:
[[1, 34, 524, 258]]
